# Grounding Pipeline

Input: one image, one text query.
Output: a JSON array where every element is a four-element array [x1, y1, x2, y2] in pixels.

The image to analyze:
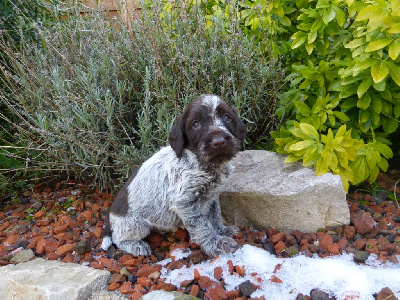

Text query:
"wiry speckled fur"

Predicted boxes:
[[101, 95, 247, 257]]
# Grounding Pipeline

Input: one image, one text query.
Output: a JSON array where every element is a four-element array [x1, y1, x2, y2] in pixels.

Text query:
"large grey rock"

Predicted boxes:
[[220, 150, 350, 232], [0, 258, 110, 300]]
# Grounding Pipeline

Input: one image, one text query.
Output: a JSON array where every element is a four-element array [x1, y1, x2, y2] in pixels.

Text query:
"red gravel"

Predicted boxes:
[[1, 170, 400, 299]]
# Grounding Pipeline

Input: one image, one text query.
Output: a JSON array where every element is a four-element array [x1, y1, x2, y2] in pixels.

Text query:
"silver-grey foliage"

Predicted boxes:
[[0, 2, 283, 189]]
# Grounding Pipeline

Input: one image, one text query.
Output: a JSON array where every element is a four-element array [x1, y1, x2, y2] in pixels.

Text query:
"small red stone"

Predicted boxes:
[[194, 268, 201, 281], [344, 226, 356, 240], [270, 275, 283, 283], [77, 210, 92, 223], [168, 260, 184, 270], [352, 211, 376, 235], [274, 241, 286, 254], [90, 261, 104, 270], [273, 264, 282, 273], [62, 253, 74, 263], [47, 252, 59, 260], [94, 227, 102, 238], [148, 232, 163, 247], [156, 282, 176, 291], [129, 292, 143, 300], [137, 277, 152, 288], [108, 282, 120, 291], [198, 276, 218, 290], [235, 265, 245, 277], [271, 232, 286, 245], [99, 257, 114, 267], [56, 244, 75, 256], [205, 284, 228, 300], [174, 229, 188, 241], [227, 290, 242, 299], [328, 243, 340, 255], [109, 273, 126, 283], [5, 235, 20, 247], [355, 239, 367, 250], [227, 260, 234, 274], [119, 254, 135, 264], [44, 239, 59, 254], [317, 232, 333, 251], [213, 266, 223, 280], [120, 282, 135, 295], [366, 239, 379, 254], [189, 284, 199, 297], [36, 239, 46, 254], [136, 265, 161, 277], [34, 210, 45, 219], [122, 258, 142, 267], [337, 238, 348, 251]]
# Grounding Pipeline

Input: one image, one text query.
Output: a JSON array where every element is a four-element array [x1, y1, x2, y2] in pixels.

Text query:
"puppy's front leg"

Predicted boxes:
[[207, 199, 239, 238], [172, 197, 238, 257]]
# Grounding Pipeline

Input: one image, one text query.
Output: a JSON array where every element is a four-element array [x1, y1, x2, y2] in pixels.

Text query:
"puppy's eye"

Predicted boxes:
[[192, 120, 200, 128], [223, 113, 231, 122]]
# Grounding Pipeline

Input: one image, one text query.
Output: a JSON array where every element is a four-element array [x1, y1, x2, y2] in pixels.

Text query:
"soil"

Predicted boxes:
[[0, 170, 399, 300]]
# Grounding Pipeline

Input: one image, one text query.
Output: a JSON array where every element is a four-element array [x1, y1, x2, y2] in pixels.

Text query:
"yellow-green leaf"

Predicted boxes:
[[377, 157, 389, 171], [351, 157, 366, 184], [296, 101, 311, 117], [356, 5, 384, 21], [291, 35, 307, 49], [284, 154, 301, 163], [316, 156, 329, 176], [339, 169, 353, 192], [288, 140, 316, 151], [388, 40, 400, 60], [323, 8, 336, 24], [365, 38, 393, 52], [357, 78, 372, 97], [371, 60, 389, 83], [357, 92, 371, 110], [371, 96, 382, 113], [388, 23, 400, 34], [345, 38, 365, 49], [386, 61, 400, 86], [369, 165, 380, 183], [299, 122, 320, 141], [376, 142, 393, 159], [333, 111, 350, 122]]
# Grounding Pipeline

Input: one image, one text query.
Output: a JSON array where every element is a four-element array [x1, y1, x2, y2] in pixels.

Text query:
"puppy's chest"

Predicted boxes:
[[193, 165, 231, 202]]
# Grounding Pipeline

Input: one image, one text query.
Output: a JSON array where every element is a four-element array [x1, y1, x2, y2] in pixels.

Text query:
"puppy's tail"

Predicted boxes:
[[100, 218, 113, 251]]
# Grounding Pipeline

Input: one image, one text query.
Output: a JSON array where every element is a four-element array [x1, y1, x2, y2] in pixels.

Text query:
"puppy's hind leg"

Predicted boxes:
[[110, 212, 151, 256]]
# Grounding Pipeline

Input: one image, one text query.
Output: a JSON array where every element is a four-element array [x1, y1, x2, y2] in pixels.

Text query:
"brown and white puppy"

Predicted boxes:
[[101, 94, 247, 257]]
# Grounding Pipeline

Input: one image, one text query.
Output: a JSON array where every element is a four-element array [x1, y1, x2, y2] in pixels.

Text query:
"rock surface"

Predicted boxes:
[[220, 150, 350, 232], [0, 258, 110, 300]]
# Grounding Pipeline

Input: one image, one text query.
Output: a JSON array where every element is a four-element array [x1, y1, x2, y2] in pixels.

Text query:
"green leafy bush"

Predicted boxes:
[[0, 2, 282, 190], [197, 0, 399, 191]]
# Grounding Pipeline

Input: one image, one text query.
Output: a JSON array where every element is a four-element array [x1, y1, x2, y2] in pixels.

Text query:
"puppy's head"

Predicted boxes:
[[169, 94, 247, 165]]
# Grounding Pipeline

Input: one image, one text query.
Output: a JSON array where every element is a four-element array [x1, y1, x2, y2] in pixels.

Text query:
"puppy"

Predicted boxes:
[[101, 94, 247, 257]]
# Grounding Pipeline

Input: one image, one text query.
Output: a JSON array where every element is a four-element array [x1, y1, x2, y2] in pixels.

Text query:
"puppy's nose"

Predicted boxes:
[[211, 136, 226, 149]]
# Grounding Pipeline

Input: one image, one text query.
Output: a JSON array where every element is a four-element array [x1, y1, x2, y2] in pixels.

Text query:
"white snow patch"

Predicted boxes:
[[170, 248, 191, 260], [161, 244, 400, 300]]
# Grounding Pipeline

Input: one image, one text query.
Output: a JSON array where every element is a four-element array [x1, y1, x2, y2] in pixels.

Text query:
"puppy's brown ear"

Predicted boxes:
[[169, 114, 186, 158], [233, 108, 247, 141]]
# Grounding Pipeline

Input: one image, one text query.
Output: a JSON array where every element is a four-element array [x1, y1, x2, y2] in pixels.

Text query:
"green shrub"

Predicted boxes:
[[196, 0, 399, 191], [0, 2, 282, 190]]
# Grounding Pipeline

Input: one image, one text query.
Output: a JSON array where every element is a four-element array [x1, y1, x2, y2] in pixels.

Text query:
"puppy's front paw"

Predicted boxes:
[[220, 225, 239, 237], [203, 236, 239, 257], [216, 236, 240, 254]]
